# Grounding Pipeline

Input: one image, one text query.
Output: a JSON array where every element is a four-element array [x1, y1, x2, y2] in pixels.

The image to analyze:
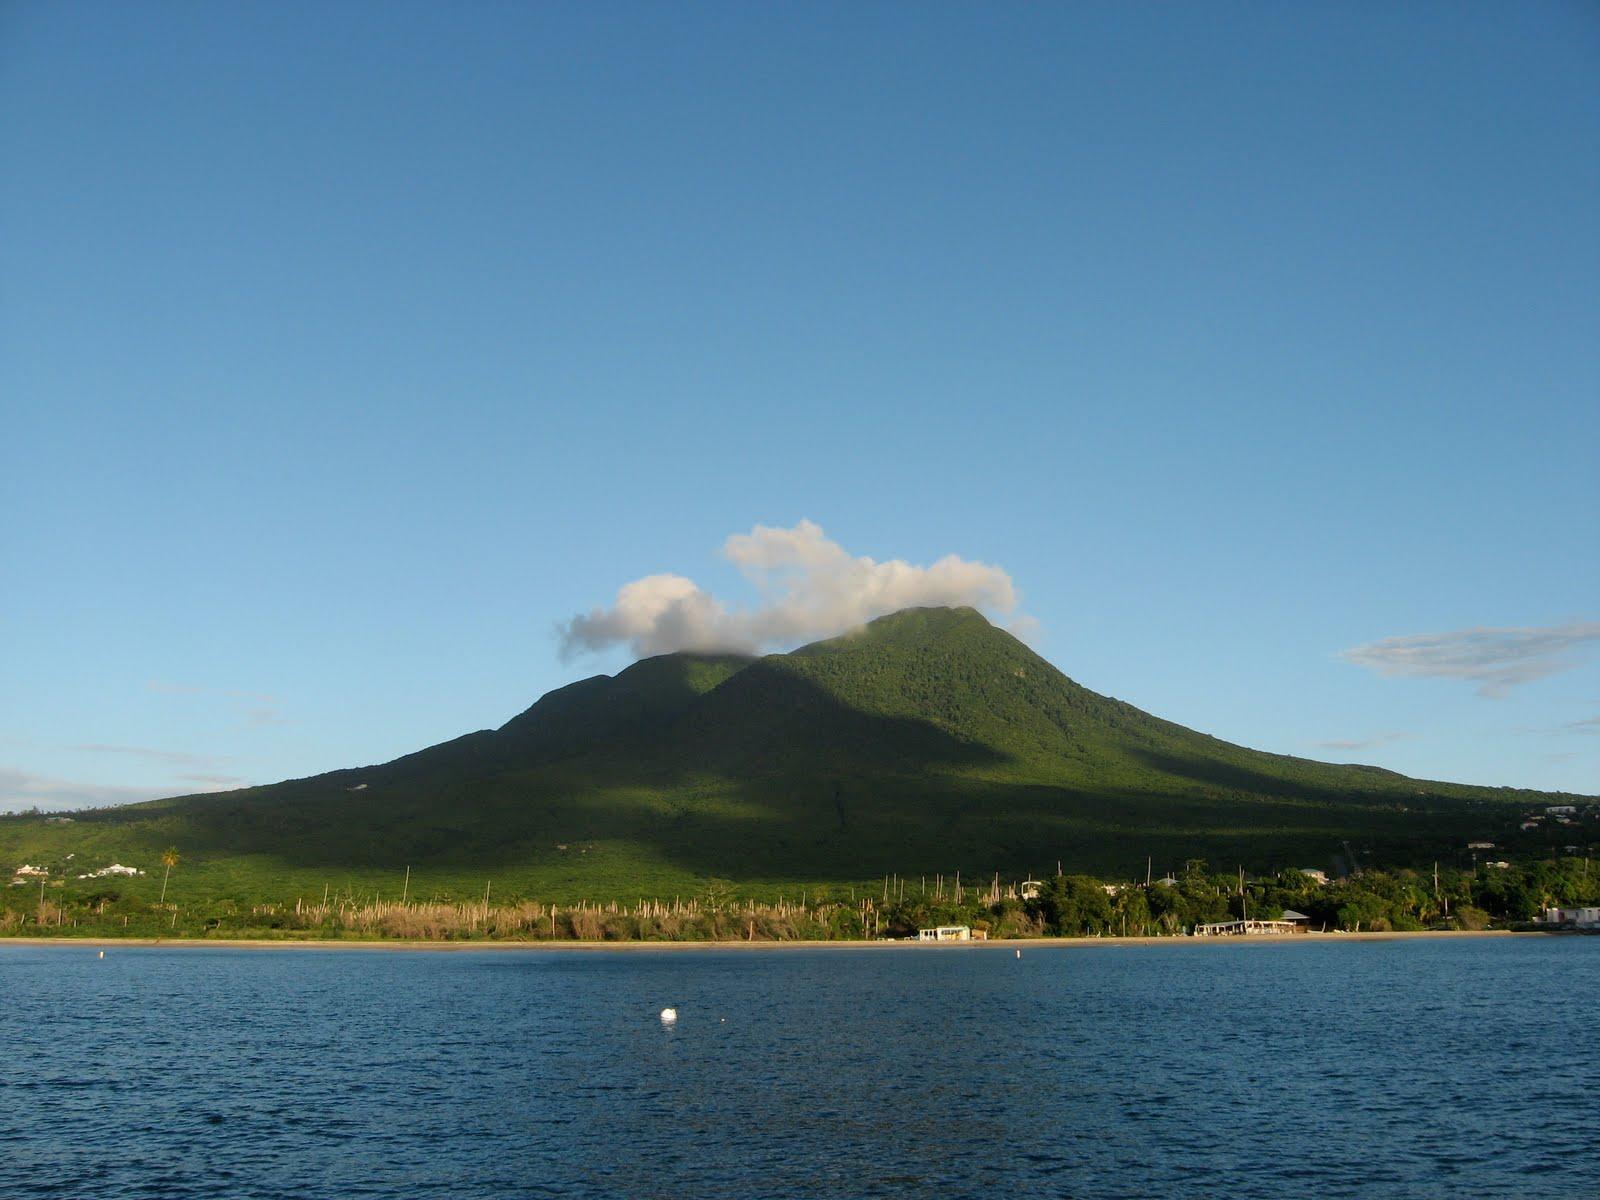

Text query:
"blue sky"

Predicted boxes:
[[2, 1, 1596, 809]]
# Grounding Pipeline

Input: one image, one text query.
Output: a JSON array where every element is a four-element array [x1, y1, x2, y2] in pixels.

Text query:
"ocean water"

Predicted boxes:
[[1, 936, 1595, 1199]]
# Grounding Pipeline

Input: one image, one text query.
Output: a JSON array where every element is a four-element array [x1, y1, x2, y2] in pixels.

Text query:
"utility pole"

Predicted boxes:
[[402, 865, 410, 905]]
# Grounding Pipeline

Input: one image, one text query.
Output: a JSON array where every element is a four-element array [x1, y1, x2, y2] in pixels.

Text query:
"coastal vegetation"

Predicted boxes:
[[4, 859, 1594, 942]]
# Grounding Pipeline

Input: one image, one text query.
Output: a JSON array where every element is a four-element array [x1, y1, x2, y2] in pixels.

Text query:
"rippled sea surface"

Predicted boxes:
[[2, 936, 1596, 1198]]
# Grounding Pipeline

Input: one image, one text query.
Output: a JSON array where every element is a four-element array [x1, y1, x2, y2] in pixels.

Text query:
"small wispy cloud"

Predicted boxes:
[[0, 767, 172, 814], [69, 743, 226, 768], [146, 681, 285, 727], [1312, 731, 1415, 752], [560, 520, 1029, 659], [0, 765, 247, 814], [1567, 716, 1600, 736], [147, 681, 275, 703], [1341, 621, 1600, 697]]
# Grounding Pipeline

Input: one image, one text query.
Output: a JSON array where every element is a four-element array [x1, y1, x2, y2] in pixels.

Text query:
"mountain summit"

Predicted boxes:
[[4, 607, 1574, 895]]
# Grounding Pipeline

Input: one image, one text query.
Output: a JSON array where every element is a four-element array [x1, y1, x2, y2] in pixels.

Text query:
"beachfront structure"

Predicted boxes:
[[1192, 918, 1302, 937], [1280, 909, 1312, 929], [1540, 907, 1600, 930], [918, 925, 972, 942]]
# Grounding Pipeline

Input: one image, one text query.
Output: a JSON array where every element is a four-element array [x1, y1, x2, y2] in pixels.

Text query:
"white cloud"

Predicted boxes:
[[146, 681, 284, 726], [560, 520, 1027, 659], [1341, 621, 1600, 697], [0, 766, 245, 814], [69, 743, 226, 768], [0, 768, 171, 814], [1312, 731, 1415, 752]]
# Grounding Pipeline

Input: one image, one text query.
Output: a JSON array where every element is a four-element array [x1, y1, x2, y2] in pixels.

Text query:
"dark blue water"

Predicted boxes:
[[1, 937, 1595, 1198]]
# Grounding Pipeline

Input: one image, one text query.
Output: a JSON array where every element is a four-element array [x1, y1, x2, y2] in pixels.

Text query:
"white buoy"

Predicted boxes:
[[659, 1007, 678, 1024], [1015, 949, 1021, 958], [98, 950, 105, 959]]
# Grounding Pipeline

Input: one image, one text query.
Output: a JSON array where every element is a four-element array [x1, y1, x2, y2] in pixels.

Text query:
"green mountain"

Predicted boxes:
[[0, 607, 1576, 902]]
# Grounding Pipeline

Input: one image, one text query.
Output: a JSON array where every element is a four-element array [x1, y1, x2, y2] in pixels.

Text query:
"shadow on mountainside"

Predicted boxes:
[[80, 668, 1012, 872], [50, 657, 1535, 886], [1121, 746, 1476, 808]]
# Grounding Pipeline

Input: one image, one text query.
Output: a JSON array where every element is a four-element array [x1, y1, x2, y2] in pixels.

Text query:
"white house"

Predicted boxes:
[[1193, 918, 1301, 937], [75, 863, 144, 880], [917, 925, 972, 942], [1540, 907, 1600, 930], [1294, 869, 1329, 886]]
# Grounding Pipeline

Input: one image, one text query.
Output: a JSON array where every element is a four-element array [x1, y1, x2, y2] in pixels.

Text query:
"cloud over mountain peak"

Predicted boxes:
[[560, 520, 1027, 659]]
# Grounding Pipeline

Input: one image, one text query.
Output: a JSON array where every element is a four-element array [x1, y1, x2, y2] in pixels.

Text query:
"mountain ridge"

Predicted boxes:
[[1, 607, 1585, 900]]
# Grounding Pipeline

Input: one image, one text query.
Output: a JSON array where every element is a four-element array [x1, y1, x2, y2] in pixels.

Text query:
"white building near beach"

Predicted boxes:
[[1540, 907, 1600, 930]]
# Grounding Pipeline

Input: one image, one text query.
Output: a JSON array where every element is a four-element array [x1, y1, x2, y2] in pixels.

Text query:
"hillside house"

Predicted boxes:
[[75, 863, 144, 880]]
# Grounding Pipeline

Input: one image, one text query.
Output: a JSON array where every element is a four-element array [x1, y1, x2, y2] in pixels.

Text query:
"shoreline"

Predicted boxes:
[[0, 929, 1550, 952]]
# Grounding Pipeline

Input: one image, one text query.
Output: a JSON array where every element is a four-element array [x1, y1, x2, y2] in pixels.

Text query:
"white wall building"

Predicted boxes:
[[1541, 907, 1600, 930]]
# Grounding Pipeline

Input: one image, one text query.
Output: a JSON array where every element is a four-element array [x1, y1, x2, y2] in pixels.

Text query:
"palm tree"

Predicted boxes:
[[159, 847, 180, 903]]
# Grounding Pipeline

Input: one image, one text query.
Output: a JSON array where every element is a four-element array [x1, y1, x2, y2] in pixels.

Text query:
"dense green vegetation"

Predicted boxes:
[[2, 607, 1592, 924], [4, 860, 1593, 942]]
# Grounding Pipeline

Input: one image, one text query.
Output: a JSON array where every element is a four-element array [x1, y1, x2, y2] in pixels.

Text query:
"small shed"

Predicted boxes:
[[1280, 909, 1312, 930]]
